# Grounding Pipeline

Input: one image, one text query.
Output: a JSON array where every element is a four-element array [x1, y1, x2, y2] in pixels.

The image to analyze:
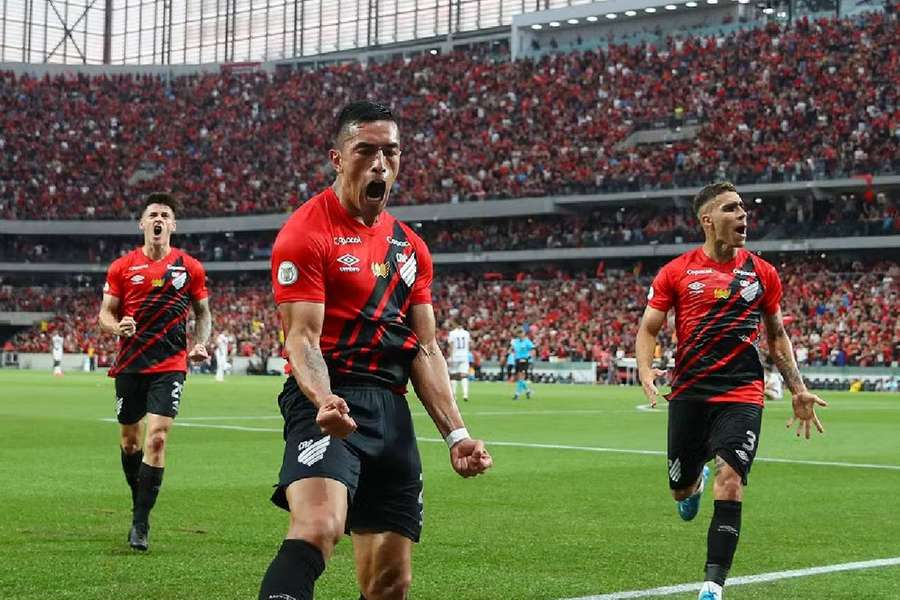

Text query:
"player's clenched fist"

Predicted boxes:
[[316, 394, 357, 438], [118, 316, 137, 337], [450, 438, 493, 478], [188, 343, 209, 363]]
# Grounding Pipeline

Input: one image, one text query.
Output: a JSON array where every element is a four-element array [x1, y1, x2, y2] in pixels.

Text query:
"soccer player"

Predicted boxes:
[[636, 182, 827, 600], [98, 192, 211, 551], [259, 101, 492, 600], [447, 320, 472, 402], [51, 331, 64, 376], [214, 330, 233, 382], [511, 328, 535, 400]]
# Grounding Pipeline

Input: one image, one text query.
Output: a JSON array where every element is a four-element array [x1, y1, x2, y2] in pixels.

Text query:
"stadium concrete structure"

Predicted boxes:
[[1, 0, 897, 390]]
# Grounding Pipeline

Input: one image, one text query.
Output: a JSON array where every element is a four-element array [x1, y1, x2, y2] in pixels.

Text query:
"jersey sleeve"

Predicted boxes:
[[759, 261, 783, 315], [271, 221, 328, 304], [188, 258, 209, 301], [647, 262, 676, 312], [409, 235, 433, 306], [104, 259, 123, 297]]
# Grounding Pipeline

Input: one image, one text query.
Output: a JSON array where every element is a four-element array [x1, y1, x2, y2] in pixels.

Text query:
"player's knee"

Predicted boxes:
[[146, 430, 168, 455], [714, 467, 743, 500], [363, 567, 412, 600], [288, 512, 344, 554]]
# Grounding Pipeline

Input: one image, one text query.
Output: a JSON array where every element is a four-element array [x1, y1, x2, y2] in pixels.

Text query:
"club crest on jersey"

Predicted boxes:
[[277, 261, 299, 285], [740, 281, 760, 302], [151, 278, 165, 287], [713, 288, 731, 300], [371, 262, 390, 278], [399, 253, 417, 287], [171, 271, 187, 290]]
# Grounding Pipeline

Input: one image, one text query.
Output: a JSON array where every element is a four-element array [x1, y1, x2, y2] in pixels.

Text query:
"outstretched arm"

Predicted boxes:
[[764, 308, 827, 439], [409, 303, 492, 477]]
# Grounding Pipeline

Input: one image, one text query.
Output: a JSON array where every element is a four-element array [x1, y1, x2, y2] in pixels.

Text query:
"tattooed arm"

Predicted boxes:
[[279, 301, 356, 438], [763, 308, 827, 439], [188, 297, 212, 362], [409, 303, 492, 478]]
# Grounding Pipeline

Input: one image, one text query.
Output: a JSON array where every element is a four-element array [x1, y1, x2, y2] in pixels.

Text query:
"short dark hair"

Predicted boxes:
[[143, 192, 179, 217], [334, 101, 395, 145], [693, 181, 737, 216]]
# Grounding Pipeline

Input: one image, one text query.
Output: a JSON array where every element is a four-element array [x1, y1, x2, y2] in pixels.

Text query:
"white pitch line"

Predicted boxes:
[[560, 556, 900, 600], [96, 419, 900, 471]]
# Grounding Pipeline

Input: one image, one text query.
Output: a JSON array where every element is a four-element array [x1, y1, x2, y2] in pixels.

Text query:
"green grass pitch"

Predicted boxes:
[[1, 370, 899, 599]]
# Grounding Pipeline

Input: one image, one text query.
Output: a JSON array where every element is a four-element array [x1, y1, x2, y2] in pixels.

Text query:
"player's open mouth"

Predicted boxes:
[[153, 224, 163, 236], [365, 180, 387, 202], [735, 225, 747, 236]]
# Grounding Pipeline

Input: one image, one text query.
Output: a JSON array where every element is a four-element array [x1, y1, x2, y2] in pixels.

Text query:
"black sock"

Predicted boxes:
[[120, 448, 143, 507], [705, 500, 742, 585], [258, 539, 325, 600], [132, 463, 164, 526]]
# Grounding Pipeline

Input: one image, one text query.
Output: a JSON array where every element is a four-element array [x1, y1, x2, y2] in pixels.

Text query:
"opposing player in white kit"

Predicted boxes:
[[447, 322, 472, 402], [215, 331, 233, 382], [51, 332, 65, 376]]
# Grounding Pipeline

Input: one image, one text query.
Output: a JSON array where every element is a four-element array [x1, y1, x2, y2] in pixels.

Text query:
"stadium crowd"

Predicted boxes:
[[4, 258, 897, 371], [2, 192, 896, 262], [0, 12, 896, 219]]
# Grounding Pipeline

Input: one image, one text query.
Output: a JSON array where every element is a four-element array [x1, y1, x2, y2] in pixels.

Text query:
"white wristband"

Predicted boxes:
[[445, 427, 470, 449]]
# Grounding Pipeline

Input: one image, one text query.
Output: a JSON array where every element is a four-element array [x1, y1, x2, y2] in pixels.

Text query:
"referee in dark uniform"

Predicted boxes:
[[258, 102, 493, 600]]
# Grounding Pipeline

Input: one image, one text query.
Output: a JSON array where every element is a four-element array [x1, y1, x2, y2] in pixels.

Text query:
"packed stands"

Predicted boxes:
[[5, 257, 897, 371], [1, 12, 896, 219], [1, 192, 896, 262]]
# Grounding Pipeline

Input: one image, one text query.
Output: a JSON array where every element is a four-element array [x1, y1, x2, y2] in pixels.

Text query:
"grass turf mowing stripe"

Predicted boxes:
[[559, 556, 900, 600], [97, 419, 900, 471]]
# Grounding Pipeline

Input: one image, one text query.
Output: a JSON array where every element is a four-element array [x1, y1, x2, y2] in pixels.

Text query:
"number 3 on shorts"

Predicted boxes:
[[171, 381, 184, 400], [742, 430, 757, 452]]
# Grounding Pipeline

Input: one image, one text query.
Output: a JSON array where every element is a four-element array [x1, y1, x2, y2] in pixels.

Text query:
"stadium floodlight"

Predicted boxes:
[[586, 15, 599, 21], [665, 4, 678, 9], [625, 9, 638, 15], [429, 49, 438, 55], [686, 1, 698, 6], [738, 0, 750, 3], [606, 12, 618, 18], [567, 18, 580, 24], [531, 24, 543, 30], [754, 197, 763, 204], [776, 10, 787, 16], [645, 6, 657, 12], [762, 6, 774, 13], [706, 0, 718, 4], [549, 21, 561, 27]]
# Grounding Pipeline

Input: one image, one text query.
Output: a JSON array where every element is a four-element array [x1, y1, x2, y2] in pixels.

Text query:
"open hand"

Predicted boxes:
[[640, 368, 667, 408], [787, 390, 827, 439]]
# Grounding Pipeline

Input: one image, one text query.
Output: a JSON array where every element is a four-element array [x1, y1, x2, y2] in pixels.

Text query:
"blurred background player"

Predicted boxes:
[[764, 363, 784, 400], [51, 331, 64, 376], [447, 320, 472, 402], [636, 182, 827, 600], [98, 192, 212, 551], [511, 328, 535, 400], [214, 329, 233, 382]]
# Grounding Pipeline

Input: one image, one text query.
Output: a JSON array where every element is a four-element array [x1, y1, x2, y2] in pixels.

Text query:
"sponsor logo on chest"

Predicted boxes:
[[337, 253, 361, 272]]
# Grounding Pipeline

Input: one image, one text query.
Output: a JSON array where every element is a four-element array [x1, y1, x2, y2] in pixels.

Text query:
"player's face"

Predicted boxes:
[[331, 120, 401, 221], [704, 192, 747, 248], [139, 203, 176, 246]]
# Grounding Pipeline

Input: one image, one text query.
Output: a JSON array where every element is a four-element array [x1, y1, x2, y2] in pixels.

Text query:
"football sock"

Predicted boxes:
[[120, 448, 143, 506], [461, 377, 469, 399], [516, 379, 526, 394], [133, 463, 164, 526], [705, 500, 742, 585], [258, 539, 325, 600]]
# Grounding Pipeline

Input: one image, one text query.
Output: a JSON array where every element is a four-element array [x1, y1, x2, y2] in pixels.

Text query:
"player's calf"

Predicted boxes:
[[361, 567, 412, 600]]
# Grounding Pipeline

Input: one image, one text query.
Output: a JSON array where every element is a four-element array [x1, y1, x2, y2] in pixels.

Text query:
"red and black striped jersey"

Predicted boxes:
[[271, 188, 433, 393], [104, 247, 208, 377], [647, 247, 782, 405]]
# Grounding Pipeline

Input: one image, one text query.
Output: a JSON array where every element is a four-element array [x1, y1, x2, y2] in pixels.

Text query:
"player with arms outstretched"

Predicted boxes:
[[636, 182, 826, 600]]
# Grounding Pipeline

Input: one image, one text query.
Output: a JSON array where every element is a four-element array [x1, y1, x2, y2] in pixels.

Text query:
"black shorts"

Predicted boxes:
[[667, 401, 762, 489], [271, 377, 424, 543], [114, 372, 186, 425], [515, 359, 530, 375]]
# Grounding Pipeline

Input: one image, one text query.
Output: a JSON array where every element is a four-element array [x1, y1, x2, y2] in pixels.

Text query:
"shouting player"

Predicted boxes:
[[98, 192, 211, 551], [636, 182, 826, 600], [258, 101, 492, 600]]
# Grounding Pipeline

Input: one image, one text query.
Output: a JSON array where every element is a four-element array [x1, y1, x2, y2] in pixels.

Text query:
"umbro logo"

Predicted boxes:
[[337, 254, 360, 272], [297, 436, 330, 467]]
